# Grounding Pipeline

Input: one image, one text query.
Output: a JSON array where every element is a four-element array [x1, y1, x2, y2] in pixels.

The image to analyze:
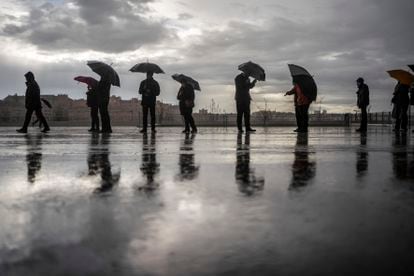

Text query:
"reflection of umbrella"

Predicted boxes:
[[238, 61, 266, 81], [172, 74, 201, 91], [87, 60, 120, 87], [387, 70, 414, 86], [408, 65, 414, 72], [288, 64, 317, 101], [74, 76, 98, 88], [130, 62, 165, 74]]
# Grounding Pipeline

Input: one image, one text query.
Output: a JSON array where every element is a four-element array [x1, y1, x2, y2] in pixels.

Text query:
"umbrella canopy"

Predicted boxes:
[[172, 74, 201, 91], [74, 76, 98, 88], [408, 65, 414, 72], [130, 62, 165, 74], [288, 64, 312, 77], [87, 60, 120, 87], [238, 61, 266, 81], [387, 70, 414, 86], [288, 64, 317, 101]]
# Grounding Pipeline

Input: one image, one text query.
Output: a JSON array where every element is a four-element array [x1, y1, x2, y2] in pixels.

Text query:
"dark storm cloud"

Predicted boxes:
[[1, 0, 172, 53]]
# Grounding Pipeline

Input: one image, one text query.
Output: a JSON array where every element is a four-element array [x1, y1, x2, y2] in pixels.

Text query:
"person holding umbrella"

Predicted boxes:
[[138, 72, 160, 133], [17, 71, 50, 133], [355, 77, 370, 133], [74, 76, 99, 132], [177, 77, 197, 133], [391, 81, 410, 133]]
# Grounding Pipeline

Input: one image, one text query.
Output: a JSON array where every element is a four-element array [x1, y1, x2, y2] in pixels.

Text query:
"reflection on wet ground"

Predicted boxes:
[[1, 126, 414, 276]]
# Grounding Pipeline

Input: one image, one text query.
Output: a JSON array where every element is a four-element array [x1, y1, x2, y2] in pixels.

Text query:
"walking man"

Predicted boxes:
[[139, 72, 160, 133]]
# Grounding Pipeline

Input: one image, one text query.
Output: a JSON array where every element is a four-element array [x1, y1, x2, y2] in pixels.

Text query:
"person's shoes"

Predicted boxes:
[[293, 128, 299, 132], [151, 129, 156, 133], [88, 128, 94, 132], [191, 129, 198, 134], [356, 128, 366, 133], [41, 127, 50, 133], [246, 128, 256, 132], [238, 129, 244, 133], [140, 129, 147, 133], [16, 128, 27, 133], [392, 128, 399, 132], [100, 129, 112, 133], [401, 129, 408, 134], [182, 129, 190, 133]]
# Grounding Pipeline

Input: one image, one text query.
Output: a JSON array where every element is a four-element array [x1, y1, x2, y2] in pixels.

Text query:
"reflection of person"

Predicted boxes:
[[17, 72, 50, 133], [26, 134, 43, 183], [392, 133, 414, 180], [356, 134, 368, 177], [177, 79, 197, 133], [355, 77, 369, 133], [86, 85, 100, 132], [97, 78, 112, 133], [392, 82, 410, 133], [87, 133, 120, 193], [285, 77, 311, 133], [178, 133, 199, 180], [139, 72, 160, 133], [235, 72, 257, 133], [139, 133, 160, 192], [235, 133, 264, 196], [289, 133, 316, 190]]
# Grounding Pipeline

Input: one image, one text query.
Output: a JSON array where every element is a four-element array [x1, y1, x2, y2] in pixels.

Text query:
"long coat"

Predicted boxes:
[[139, 78, 160, 106], [234, 73, 255, 103], [177, 85, 195, 115], [25, 81, 42, 110], [97, 80, 111, 105], [392, 83, 410, 107], [356, 83, 370, 108]]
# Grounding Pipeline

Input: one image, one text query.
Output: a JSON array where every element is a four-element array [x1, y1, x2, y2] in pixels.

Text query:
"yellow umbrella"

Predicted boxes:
[[387, 69, 414, 85]]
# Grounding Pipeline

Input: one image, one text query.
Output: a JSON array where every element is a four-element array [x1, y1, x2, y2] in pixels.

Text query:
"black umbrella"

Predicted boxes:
[[87, 60, 120, 87], [130, 62, 165, 74], [238, 61, 266, 81], [172, 74, 201, 91], [41, 98, 52, 108], [288, 64, 317, 102]]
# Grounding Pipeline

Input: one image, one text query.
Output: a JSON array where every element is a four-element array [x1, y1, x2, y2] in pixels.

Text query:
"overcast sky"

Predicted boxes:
[[0, 0, 413, 113]]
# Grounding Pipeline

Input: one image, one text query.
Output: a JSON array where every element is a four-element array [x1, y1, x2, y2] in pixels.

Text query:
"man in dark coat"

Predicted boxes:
[[235, 72, 257, 133], [392, 82, 410, 132], [17, 72, 50, 133], [177, 80, 197, 133], [86, 85, 99, 132], [97, 78, 112, 133], [139, 72, 160, 133], [356, 77, 370, 133]]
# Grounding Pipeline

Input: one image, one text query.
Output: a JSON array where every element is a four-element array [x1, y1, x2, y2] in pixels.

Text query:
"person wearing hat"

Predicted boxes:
[[17, 72, 50, 133], [355, 77, 369, 133]]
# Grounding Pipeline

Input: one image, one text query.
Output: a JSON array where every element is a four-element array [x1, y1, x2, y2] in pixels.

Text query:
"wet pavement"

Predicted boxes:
[[0, 126, 414, 276]]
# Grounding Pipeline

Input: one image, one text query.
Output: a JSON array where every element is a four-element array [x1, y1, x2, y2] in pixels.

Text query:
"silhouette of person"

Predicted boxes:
[[97, 78, 112, 133], [26, 134, 43, 183], [356, 134, 368, 177], [355, 77, 370, 133], [139, 72, 160, 133], [392, 133, 414, 180], [87, 133, 120, 193], [392, 82, 410, 133], [177, 133, 199, 180], [235, 71, 257, 133], [289, 133, 316, 190], [285, 78, 312, 133], [177, 79, 197, 133], [138, 132, 160, 193], [17, 72, 50, 133], [235, 133, 264, 196], [86, 85, 100, 132]]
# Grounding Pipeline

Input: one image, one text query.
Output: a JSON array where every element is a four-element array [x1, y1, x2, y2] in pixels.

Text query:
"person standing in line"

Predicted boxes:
[[355, 77, 370, 133], [97, 78, 112, 133], [235, 71, 257, 133], [17, 71, 50, 133], [392, 81, 410, 133], [177, 79, 197, 133], [139, 72, 160, 133], [86, 85, 99, 132], [284, 77, 312, 133]]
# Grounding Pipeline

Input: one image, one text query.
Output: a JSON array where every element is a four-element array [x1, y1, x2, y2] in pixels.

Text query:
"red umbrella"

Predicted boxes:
[[74, 76, 98, 88]]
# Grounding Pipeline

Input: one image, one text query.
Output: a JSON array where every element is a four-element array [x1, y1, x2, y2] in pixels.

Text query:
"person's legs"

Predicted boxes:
[[142, 105, 149, 131], [244, 102, 251, 130], [236, 102, 243, 131], [92, 106, 100, 130], [150, 105, 156, 131], [401, 105, 408, 131], [99, 102, 111, 133], [394, 105, 402, 131], [295, 106, 301, 131], [301, 105, 310, 132], [19, 109, 34, 131], [35, 109, 49, 131], [360, 106, 367, 131], [188, 109, 197, 132], [183, 112, 190, 132]]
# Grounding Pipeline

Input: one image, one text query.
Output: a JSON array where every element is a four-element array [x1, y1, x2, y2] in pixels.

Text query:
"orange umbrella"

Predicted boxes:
[[387, 69, 414, 85]]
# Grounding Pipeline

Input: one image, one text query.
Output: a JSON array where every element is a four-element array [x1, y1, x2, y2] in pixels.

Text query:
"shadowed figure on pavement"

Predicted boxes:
[[139, 72, 160, 133], [392, 133, 414, 182], [26, 134, 43, 183], [97, 78, 112, 133], [355, 77, 370, 133], [17, 72, 50, 133], [356, 134, 368, 177], [138, 132, 160, 193], [289, 133, 316, 190], [87, 133, 120, 194], [177, 133, 199, 181], [235, 72, 257, 133], [235, 133, 264, 196], [177, 79, 197, 134], [392, 82, 410, 133], [86, 85, 100, 132]]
